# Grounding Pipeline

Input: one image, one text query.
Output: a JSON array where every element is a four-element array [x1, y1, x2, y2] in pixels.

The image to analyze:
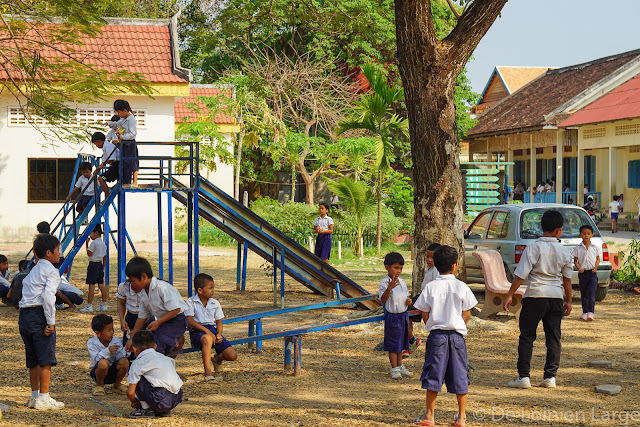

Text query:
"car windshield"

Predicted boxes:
[[519, 208, 600, 239]]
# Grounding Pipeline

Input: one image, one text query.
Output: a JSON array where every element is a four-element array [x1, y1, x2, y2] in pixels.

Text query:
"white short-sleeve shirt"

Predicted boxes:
[[75, 175, 95, 196], [185, 295, 224, 325], [378, 276, 409, 313], [88, 238, 107, 262], [313, 215, 334, 231], [137, 277, 188, 319], [87, 335, 128, 369], [609, 201, 620, 214], [413, 274, 478, 336], [19, 259, 60, 325], [101, 140, 120, 162], [514, 237, 573, 299], [572, 241, 601, 271], [127, 348, 182, 394], [420, 266, 439, 291], [116, 281, 141, 314], [58, 276, 83, 295]]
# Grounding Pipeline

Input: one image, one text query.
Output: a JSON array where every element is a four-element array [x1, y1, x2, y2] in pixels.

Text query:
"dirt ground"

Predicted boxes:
[[0, 247, 639, 426]]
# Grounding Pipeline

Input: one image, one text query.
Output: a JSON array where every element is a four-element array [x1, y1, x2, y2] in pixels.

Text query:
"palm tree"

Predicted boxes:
[[336, 64, 409, 254], [327, 177, 372, 257]]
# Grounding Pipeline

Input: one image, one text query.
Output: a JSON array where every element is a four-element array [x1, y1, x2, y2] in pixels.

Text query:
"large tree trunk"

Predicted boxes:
[[395, 0, 507, 295], [234, 129, 245, 201]]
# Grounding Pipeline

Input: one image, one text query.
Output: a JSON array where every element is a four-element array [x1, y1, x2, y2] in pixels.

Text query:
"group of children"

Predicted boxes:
[[377, 210, 601, 426], [15, 231, 237, 418]]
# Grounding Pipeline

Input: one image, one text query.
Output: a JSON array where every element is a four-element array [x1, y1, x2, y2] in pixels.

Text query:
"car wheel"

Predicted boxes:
[[504, 263, 514, 282], [595, 284, 609, 301]]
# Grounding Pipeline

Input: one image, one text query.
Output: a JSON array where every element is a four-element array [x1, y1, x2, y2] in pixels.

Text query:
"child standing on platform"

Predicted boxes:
[[504, 210, 573, 389], [127, 330, 183, 418], [80, 225, 108, 313], [572, 225, 600, 321], [412, 245, 478, 427], [87, 314, 129, 396], [313, 203, 333, 263], [19, 234, 65, 410], [124, 257, 188, 356], [112, 100, 138, 187], [186, 273, 237, 381], [65, 162, 95, 214], [379, 252, 413, 380]]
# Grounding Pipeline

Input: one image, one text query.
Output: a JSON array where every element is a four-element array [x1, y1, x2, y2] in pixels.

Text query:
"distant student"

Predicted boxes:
[[80, 225, 108, 313], [313, 203, 333, 263], [124, 257, 188, 356], [113, 100, 138, 186], [379, 252, 413, 380], [618, 194, 624, 213], [28, 223, 65, 271], [504, 210, 573, 389], [186, 273, 237, 380], [87, 314, 129, 396], [127, 330, 183, 418], [411, 245, 478, 427], [55, 277, 84, 310], [65, 162, 96, 214], [572, 225, 601, 321], [0, 254, 10, 301], [609, 195, 620, 233], [421, 243, 442, 291], [91, 131, 120, 198], [583, 184, 590, 204], [37, 221, 51, 234], [8, 259, 29, 309], [19, 234, 65, 410]]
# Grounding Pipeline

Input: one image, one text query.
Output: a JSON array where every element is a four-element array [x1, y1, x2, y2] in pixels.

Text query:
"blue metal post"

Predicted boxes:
[[168, 191, 174, 285], [273, 246, 278, 307], [194, 141, 200, 276], [236, 242, 241, 290], [293, 336, 302, 376], [241, 240, 248, 292], [334, 282, 341, 300], [255, 319, 263, 353], [248, 319, 255, 350], [157, 193, 163, 280], [118, 189, 126, 283], [284, 338, 292, 370], [104, 206, 109, 286], [280, 247, 285, 308], [187, 191, 193, 297]]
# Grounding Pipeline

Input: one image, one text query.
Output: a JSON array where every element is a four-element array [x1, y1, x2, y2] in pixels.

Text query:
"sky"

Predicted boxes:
[[466, 0, 640, 95]]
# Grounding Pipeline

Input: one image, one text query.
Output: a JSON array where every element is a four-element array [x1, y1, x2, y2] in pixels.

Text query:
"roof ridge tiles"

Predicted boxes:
[[548, 48, 640, 75]]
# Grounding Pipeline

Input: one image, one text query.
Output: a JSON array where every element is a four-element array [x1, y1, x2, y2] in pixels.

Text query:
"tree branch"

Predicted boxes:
[[445, 0, 461, 19]]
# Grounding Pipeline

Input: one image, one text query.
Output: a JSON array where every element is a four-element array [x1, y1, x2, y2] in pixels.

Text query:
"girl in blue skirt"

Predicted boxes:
[[313, 203, 333, 262]]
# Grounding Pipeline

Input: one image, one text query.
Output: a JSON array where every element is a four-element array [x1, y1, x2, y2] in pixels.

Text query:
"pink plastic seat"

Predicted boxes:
[[472, 250, 525, 319]]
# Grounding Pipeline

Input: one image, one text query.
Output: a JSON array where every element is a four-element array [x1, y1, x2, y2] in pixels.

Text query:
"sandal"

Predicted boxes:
[[453, 414, 465, 427], [92, 386, 105, 396], [203, 375, 216, 381], [411, 416, 435, 426]]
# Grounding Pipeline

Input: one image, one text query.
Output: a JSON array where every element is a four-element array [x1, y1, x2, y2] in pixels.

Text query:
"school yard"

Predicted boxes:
[[0, 238, 639, 426]]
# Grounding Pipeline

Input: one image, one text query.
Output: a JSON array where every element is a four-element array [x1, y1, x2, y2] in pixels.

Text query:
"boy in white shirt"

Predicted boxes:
[[65, 162, 95, 214], [379, 252, 413, 380], [19, 234, 65, 410], [124, 257, 188, 356], [92, 131, 120, 198], [572, 225, 601, 321], [609, 195, 620, 233], [313, 203, 334, 263], [117, 280, 143, 351], [127, 330, 183, 418], [412, 245, 478, 427], [0, 254, 10, 301], [504, 210, 573, 389], [87, 314, 129, 396], [186, 273, 237, 380], [80, 225, 108, 313]]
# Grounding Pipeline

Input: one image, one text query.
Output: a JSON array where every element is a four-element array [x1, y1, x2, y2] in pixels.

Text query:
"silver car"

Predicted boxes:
[[464, 203, 611, 301]]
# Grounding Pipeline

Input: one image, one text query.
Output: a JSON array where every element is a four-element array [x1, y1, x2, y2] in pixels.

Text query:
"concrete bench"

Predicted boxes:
[[472, 250, 525, 319]]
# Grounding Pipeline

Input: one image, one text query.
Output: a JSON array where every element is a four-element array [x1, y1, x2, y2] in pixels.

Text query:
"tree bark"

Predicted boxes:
[[234, 129, 245, 201], [395, 0, 508, 295]]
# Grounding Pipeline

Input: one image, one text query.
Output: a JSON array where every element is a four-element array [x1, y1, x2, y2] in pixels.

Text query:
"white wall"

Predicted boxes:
[[0, 95, 177, 243]]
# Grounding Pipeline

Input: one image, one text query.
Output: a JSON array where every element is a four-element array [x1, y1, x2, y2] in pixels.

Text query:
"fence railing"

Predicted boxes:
[[523, 191, 601, 206]]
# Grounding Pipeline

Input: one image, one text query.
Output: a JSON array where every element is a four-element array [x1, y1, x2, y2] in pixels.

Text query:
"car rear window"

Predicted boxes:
[[519, 208, 600, 239]]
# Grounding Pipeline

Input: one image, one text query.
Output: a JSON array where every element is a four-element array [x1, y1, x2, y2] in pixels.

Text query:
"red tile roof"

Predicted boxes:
[[175, 86, 235, 124], [0, 19, 189, 83], [558, 75, 640, 127], [467, 50, 640, 138]]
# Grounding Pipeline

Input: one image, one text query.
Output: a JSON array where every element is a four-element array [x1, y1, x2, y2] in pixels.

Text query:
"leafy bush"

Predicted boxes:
[[383, 171, 413, 218], [613, 239, 640, 285]]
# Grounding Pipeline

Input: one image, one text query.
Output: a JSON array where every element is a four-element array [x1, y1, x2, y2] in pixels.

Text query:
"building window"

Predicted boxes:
[[28, 158, 78, 202], [629, 160, 640, 189], [9, 107, 147, 128]]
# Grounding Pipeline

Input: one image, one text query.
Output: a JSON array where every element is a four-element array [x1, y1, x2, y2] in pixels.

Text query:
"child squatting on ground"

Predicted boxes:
[[313, 203, 333, 263], [124, 257, 188, 356], [19, 233, 65, 410], [127, 330, 183, 418], [572, 224, 601, 321], [0, 254, 11, 302], [87, 314, 129, 396], [186, 273, 238, 380], [411, 245, 478, 427], [504, 210, 573, 389], [80, 225, 108, 313], [379, 252, 413, 380]]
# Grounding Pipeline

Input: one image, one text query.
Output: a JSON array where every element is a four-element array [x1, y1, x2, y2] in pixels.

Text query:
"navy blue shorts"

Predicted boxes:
[[76, 195, 93, 212], [90, 360, 122, 384], [56, 290, 83, 306], [86, 261, 104, 285], [136, 376, 182, 414], [315, 233, 332, 260], [101, 161, 119, 183], [0, 284, 9, 299], [154, 313, 187, 356], [19, 307, 57, 368], [421, 330, 469, 394], [384, 311, 409, 353], [189, 324, 232, 354], [611, 213, 619, 220]]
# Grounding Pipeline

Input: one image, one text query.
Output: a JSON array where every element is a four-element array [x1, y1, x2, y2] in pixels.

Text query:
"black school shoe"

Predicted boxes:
[[129, 408, 155, 418], [154, 410, 172, 417]]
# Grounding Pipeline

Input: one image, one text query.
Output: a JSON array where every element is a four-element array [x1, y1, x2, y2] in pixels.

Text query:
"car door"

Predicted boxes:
[[483, 210, 513, 276], [464, 210, 493, 281]]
